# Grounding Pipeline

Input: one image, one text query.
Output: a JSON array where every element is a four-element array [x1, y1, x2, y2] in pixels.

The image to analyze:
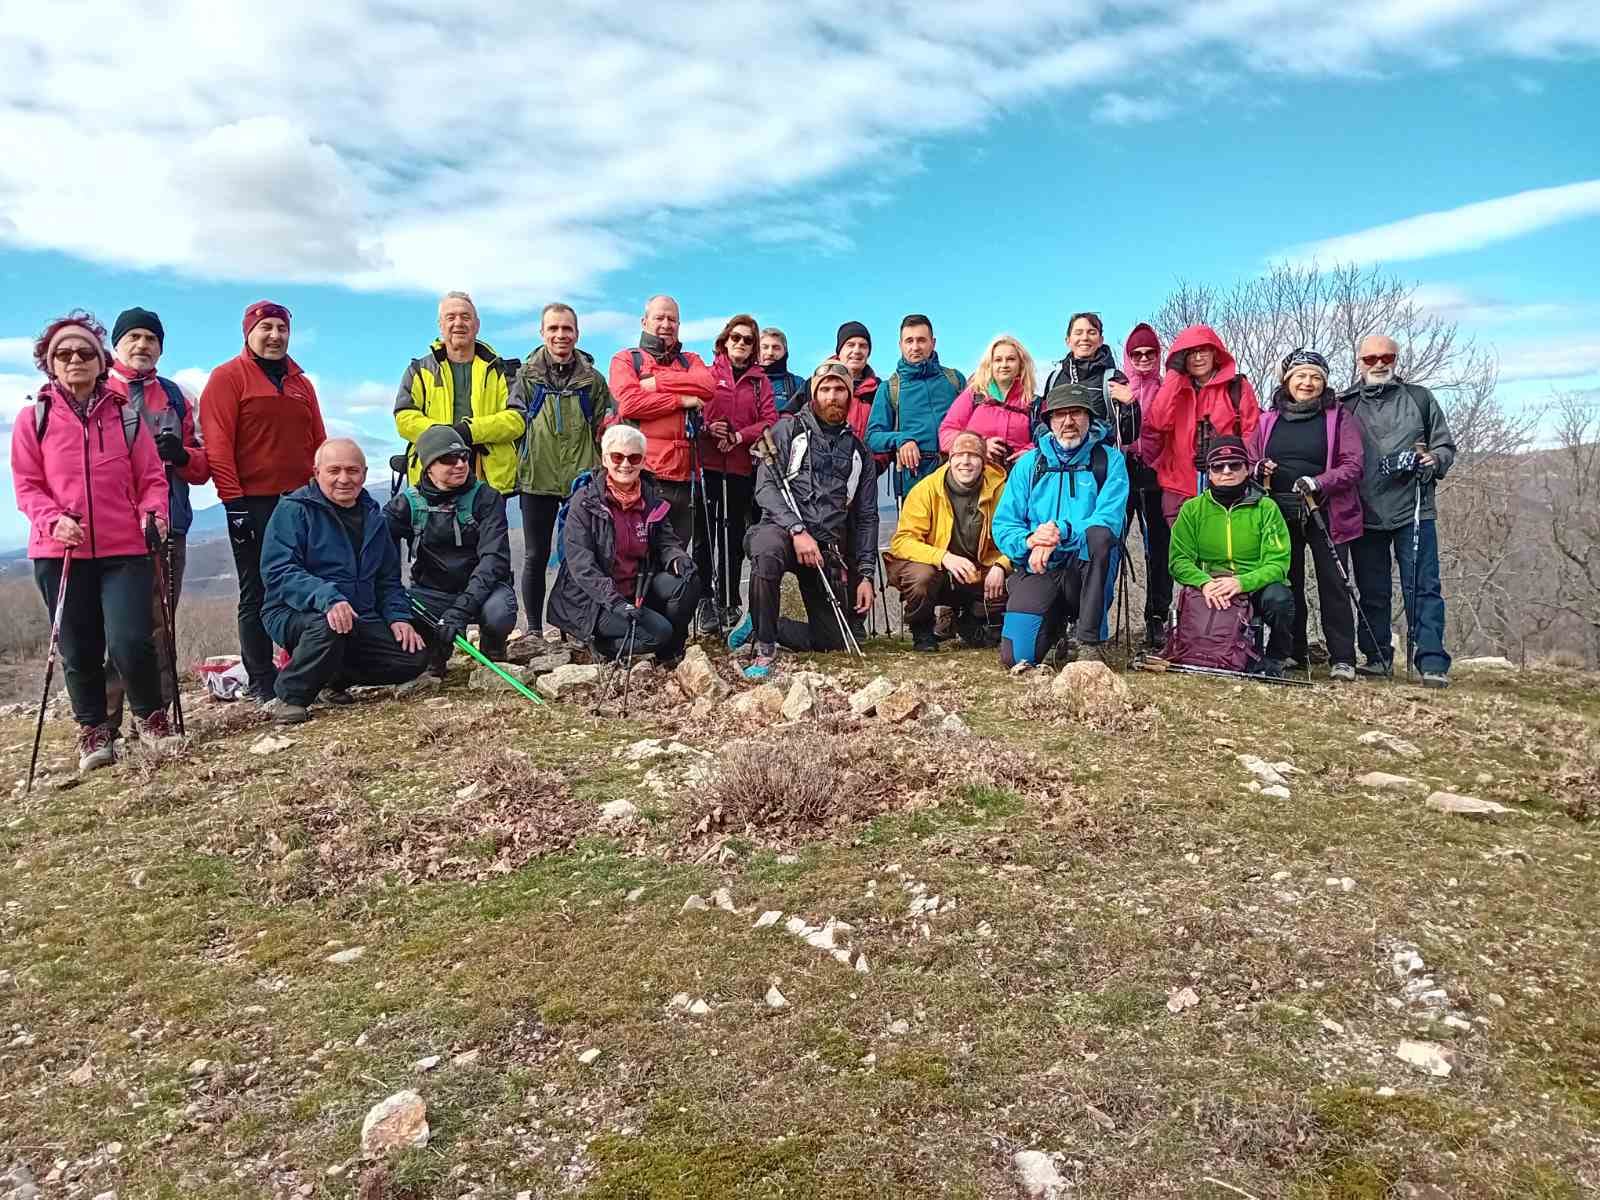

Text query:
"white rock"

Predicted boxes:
[[854, 952, 870, 974], [667, 992, 692, 1012], [186, 1058, 210, 1076], [1260, 784, 1292, 799], [451, 1048, 480, 1067], [1425, 791, 1515, 819], [1167, 985, 1200, 1014], [360, 1090, 429, 1157], [248, 734, 295, 756], [1340, 877, 1357, 893], [577, 1047, 601, 1066], [1013, 1149, 1069, 1199], [1487, 992, 1506, 1009], [597, 799, 639, 826], [804, 924, 837, 951], [326, 946, 366, 965], [753, 910, 783, 928], [1270, 870, 1292, 882], [1356, 730, 1423, 758], [413, 1055, 441, 1072], [765, 985, 788, 1010], [1395, 1039, 1456, 1077], [781, 676, 821, 721], [688, 999, 711, 1016], [1391, 945, 1427, 978], [1237, 754, 1290, 787], [674, 646, 728, 700], [1457, 655, 1514, 670], [681, 894, 710, 913], [939, 713, 972, 737], [708, 887, 737, 913], [536, 663, 601, 700], [1049, 660, 1130, 716], [784, 916, 814, 937], [1355, 771, 1426, 793], [848, 676, 896, 716], [1320, 1018, 1345, 1034], [887, 1019, 910, 1036], [625, 887, 645, 903], [728, 683, 787, 723]]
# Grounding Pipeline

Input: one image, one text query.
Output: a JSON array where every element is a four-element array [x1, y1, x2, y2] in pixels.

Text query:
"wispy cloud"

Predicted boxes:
[[1091, 92, 1175, 126], [1281, 179, 1600, 266], [0, 337, 34, 370], [1495, 336, 1600, 383], [1409, 283, 1574, 324]]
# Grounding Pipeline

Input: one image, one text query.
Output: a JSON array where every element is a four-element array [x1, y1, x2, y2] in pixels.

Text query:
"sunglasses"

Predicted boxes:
[[52, 347, 99, 363], [726, 331, 754, 345], [1128, 349, 1157, 361], [1209, 459, 1247, 472], [608, 451, 645, 467], [1361, 353, 1397, 367], [435, 451, 470, 466]]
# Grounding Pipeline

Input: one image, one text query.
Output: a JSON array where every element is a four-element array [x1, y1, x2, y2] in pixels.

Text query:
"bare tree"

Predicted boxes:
[[1538, 392, 1600, 665]]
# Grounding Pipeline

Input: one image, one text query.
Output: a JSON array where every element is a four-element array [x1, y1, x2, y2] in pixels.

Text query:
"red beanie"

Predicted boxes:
[[1125, 323, 1159, 355], [242, 301, 291, 340]]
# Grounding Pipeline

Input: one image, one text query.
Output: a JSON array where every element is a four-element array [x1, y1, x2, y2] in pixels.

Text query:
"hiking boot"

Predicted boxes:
[[932, 605, 954, 638], [721, 604, 743, 632], [1054, 637, 1079, 665], [1144, 618, 1168, 650], [742, 644, 776, 681], [136, 709, 182, 750], [77, 723, 116, 772], [317, 687, 356, 706], [1255, 657, 1286, 679], [695, 598, 722, 636], [1329, 662, 1356, 682], [262, 697, 310, 725], [1421, 671, 1450, 690], [910, 622, 939, 653], [727, 610, 755, 652], [956, 616, 997, 649], [1355, 658, 1391, 678]]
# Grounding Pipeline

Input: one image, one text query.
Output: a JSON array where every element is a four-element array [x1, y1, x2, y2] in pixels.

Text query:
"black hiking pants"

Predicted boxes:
[[998, 526, 1114, 667], [274, 611, 429, 705], [592, 569, 701, 663], [746, 523, 860, 652], [1266, 505, 1356, 668], [35, 554, 163, 728], [518, 492, 561, 634]]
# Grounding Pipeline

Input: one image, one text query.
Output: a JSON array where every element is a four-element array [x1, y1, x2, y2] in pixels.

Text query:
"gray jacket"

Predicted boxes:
[[1339, 379, 1456, 531]]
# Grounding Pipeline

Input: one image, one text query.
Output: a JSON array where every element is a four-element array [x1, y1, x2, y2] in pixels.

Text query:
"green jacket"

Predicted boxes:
[[510, 348, 615, 497], [1169, 485, 1290, 594]]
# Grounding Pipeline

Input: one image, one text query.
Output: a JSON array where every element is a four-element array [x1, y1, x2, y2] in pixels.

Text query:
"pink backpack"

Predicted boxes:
[[1165, 585, 1257, 672]]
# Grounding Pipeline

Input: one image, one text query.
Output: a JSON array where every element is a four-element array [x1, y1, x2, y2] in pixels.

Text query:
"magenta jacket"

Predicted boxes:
[[938, 380, 1035, 455], [1247, 395, 1365, 544], [11, 381, 168, 559], [699, 354, 777, 477]]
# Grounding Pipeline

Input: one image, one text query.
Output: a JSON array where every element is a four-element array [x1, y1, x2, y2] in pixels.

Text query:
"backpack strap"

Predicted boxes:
[[121, 404, 140, 450], [33, 393, 140, 450], [156, 377, 186, 422], [943, 366, 961, 393], [630, 349, 644, 378], [1227, 375, 1243, 425], [1030, 442, 1109, 492], [887, 374, 900, 428]]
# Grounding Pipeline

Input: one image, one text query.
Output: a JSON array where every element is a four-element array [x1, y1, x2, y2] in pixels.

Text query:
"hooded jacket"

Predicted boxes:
[[260, 483, 410, 645], [765, 356, 809, 416], [938, 379, 1035, 456], [1338, 377, 1456, 530], [1246, 390, 1366, 544], [382, 475, 510, 617], [889, 462, 1011, 571], [1169, 483, 1290, 595], [608, 344, 717, 483], [11, 381, 168, 560], [200, 349, 327, 501], [511, 348, 614, 497], [107, 364, 210, 535], [394, 339, 526, 494], [865, 354, 966, 496], [992, 421, 1130, 573], [1038, 343, 1132, 442], [701, 354, 777, 477], [848, 369, 880, 445], [546, 473, 690, 640], [1122, 324, 1163, 490], [753, 406, 880, 579], [1144, 325, 1260, 500]]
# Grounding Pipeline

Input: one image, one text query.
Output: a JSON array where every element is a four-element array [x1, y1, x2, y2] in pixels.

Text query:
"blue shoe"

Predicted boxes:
[[727, 610, 755, 652], [742, 646, 776, 681]]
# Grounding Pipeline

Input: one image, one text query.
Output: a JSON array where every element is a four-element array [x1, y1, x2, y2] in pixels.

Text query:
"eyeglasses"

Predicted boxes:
[[608, 451, 645, 467], [1128, 349, 1157, 361], [726, 331, 754, 345], [52, 347, 98, 363], [435, 452, 470, 466], [1361, 353, 1397, 367]]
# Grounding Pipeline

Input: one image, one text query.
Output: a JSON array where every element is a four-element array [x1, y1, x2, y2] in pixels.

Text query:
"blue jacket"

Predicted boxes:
[[993, 421, 1129, 573], [865, 354, 966, 497], [261, 484, 410, 644]]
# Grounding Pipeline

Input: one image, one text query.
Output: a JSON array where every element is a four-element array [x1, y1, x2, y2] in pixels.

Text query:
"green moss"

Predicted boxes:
[[585, 1131, 825, 1199], [880, 1048, 952, 1087]]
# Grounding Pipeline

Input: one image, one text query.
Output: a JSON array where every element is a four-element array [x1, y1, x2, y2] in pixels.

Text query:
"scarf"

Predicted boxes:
[[1209, 480, 1247, 505], [944, 468, 983, 564], [639, 332, 681, 365], [606, 475, 642, 508]]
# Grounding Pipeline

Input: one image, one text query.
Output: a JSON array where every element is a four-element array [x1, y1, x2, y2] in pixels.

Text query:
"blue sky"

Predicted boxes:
[[3, 0, 1598, 549]]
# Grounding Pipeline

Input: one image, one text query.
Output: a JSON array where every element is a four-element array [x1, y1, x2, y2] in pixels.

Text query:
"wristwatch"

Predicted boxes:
[[789, 523, 806, 537]]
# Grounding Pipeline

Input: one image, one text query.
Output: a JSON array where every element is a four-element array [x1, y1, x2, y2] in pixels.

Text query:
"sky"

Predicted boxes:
[[2, 0, 1598, 549]]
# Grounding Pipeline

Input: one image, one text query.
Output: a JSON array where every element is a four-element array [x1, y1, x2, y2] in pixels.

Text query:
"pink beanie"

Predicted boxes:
[[45, 323, 106, 373]]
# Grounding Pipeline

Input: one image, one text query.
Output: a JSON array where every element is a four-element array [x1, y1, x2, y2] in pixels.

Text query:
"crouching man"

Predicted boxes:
[[260, 438, 428, 722], [385, 424, 516, 671], [992, 383, 1128, 667], [885, 431, 1009, 650]]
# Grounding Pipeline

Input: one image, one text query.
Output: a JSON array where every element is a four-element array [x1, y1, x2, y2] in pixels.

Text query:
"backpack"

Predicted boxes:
[[886, 367, 962, 428], [1165, 586, 1257, 671], [525, 381, 600, 426], [34, 391, 143, 449], [552, 471, 595, 565], [630, 349, 688, 375], [401, 479, 483, 555], [1029, 442, 1109, 495]]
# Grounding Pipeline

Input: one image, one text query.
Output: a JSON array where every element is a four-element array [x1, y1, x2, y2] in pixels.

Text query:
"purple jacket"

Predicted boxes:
[[1247, 398, 1365, 544]]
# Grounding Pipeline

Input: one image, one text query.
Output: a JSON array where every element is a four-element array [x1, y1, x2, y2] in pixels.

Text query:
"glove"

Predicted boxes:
[[611, 601, 638, 623], [154, 430, 190, 466], [437, 609, 468, 645], [224, 498, 254, 548], [1293, 475, 1319, 495], [1380, 450, 1421, 478], [453, 420, 474, 446], [1416, 459, 1437, 484]]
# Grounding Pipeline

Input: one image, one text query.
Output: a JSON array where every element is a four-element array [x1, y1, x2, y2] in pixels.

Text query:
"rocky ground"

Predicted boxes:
[[1, 637, 1596, 1200]]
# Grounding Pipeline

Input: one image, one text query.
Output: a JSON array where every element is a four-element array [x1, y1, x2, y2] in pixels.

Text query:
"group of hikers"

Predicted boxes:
[[11, 293, 1456, 772]]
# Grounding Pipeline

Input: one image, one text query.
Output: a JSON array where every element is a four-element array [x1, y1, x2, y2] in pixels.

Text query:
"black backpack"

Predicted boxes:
[[1030, 442, 1110, 498], [34, 391, 143, 447]]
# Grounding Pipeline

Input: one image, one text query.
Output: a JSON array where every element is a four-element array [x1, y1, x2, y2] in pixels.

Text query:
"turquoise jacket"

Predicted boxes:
[[992, 421, 1129, 573], [865, 353, 966, 497]]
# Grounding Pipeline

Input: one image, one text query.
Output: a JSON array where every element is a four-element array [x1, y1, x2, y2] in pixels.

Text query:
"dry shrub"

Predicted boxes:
[[1006, 672, 1160, 734]]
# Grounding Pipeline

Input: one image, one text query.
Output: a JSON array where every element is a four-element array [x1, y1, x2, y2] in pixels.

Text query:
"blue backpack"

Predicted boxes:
[[552, 471, 595, 565]]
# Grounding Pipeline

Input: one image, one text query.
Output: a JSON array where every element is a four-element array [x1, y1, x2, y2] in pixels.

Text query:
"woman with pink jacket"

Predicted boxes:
[[938, 334, 1036, 467], [10, 311, 175, 772], [1122, 322, 1172, 645]]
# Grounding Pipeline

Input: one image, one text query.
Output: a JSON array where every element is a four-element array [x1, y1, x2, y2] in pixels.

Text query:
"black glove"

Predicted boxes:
[[454, 420, 474, 446], [154, 430, 189, 466], [1380, 450, 1421, 478], [1293, 475, 1319, 496], [437, 608, 468, 645], [611, 601, 638, 623], [224, 498, 254, 548]]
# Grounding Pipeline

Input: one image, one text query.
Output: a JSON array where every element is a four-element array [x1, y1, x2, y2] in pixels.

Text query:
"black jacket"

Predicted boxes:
[[546, 473, 692, 639], [1338, 378, 1456, 530], [382, 477, 510, 619], [1039, 345, 1148, 489], [752, 407, 879, 577]]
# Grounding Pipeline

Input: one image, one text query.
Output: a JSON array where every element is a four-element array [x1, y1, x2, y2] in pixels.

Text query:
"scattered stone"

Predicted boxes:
[[1167, 985, 1200, 1014], [360, 1090, 429, 1157], [1237, 754, 1295, 788], [1356, 771, 1427, 794], [781, 676, 821, 721], [688, 999, 711, 1017], [887, 1019, 910, 1036], [666, 992, 692, 1013], [1340, 877, 1356, 892], [681, 894, 710, 913], [625, 887, 645, 903], [1425, 791, 1515, 819], [451, 1048, 480, 1067], [1270, 870, 1292, 882], [728, 683, 786, 723], [186, 1058, 210, 1076], [577, 1047, 602, 1066], [535, 663, 601, 700], [519, 649, 572, 674], [1395, 1039, 1456, 1077], [413, 1055, 441, 1073], [765, 984, 789, 1010], [848, 676, 896, 716], [1084, 1103, 1116, 1131], [709, 887, 737, 913], [597, 799, 639, 827], [67, 1061, 94, 1087], [468, 664, 532, 691], [854, 952, 870, 974], [1456, 655, 1514, 671], [1009, 661, 1034, 677], [675, 646, 728, 700], [1356, 730, 1423, 758], [1260, 784, 1292, 799], [938, 713, 972, 737], [1049, 660, 1130, 717], [1487, 992, 1506, 1009], [1320, 1018, 1345, 1034], [875, 685, 924, 723], [393, 674, 441, 699], [248, 734, 295, 756], [91, 1192, 115, 1200], [326, 946, 367, 965], [1013, 1149, 1069, 1199], [753, 910, 783, 929], [1392, 944, 1427, 979]]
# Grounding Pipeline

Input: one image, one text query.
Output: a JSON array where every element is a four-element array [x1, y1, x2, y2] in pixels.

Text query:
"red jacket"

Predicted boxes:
[[700, 354, 776, 476], [608, 346, 716, 482], [10, 381, 168, 560], [199, 350, 327, 501], [1144, 324, 1259, 499]]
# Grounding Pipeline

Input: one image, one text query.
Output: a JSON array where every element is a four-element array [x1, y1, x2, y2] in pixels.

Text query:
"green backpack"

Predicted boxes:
[[401, 480, 483, 554]]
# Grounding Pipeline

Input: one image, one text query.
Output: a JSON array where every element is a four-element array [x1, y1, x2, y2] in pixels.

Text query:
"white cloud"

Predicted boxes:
[[1494, 337, 1600, 382], [0, 337, 33, 369], [1091, 92, 1175, 125], [1281, 179, 1600, 266], [1409, 283, 1573, 324], [680, 316, 735, 343]]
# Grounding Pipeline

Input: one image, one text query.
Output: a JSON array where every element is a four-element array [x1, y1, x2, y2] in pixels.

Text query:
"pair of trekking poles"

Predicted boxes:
[[26, 514, 186, 794], [685, 410, 734, 643]]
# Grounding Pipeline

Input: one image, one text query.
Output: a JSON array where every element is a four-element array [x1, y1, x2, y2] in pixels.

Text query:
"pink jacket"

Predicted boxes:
[[938, 381, 1034, 455], [11, 381, 168, 559], [700, 354, 777, 477]]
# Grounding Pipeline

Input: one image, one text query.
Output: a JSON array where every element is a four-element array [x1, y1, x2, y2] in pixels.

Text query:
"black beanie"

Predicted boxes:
[[835, 320, 871, 356], [112, 307, 164, 349]]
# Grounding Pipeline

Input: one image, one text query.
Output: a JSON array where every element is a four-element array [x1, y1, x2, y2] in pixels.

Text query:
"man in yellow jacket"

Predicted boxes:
[[394, 291, 526, 494], [885, 431, 1011, 651]]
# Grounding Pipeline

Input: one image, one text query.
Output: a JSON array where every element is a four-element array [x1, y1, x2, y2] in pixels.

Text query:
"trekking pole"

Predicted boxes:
[[145, 515, 185, 734], [1406, 440, 1426, 684], [27, 541, 75, 794], [1298, 482, 1388, 679], [593, 569, 649, 716], [408, 597, 543, 704], [166, 533, 184, 733], [1134, 654, 1312, 688], [719, 474, 731, 624]]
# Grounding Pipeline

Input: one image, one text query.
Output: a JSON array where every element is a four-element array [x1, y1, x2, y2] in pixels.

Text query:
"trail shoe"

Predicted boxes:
[[743, 644, 777, 681], [956, 616, 999, 649], [77, 723, 116, 772], [317, 687, 356, 706], [1421, 671, 1450, 690], [696, 598, 722, 636], [1144, 618, 1168, 650], [1255, 657, 1286, 680], [910, 622, 939, 653], [263, 697, 310, 725], [932, 605, 954, 639], [1053, 637, 1080, 665], [137, 709, 182, 750], [1329, 662, 1357, 682], [1355, 658, 1391, 678], [727, 610, 755, 652], [721, 604, 743, 633]]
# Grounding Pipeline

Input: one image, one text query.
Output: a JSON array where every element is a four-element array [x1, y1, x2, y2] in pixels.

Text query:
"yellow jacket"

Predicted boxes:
[[888, 463, 1011, 570], [394, 339, 526, 494]]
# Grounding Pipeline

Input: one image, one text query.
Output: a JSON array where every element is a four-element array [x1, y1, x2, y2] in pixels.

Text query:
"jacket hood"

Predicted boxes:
[[896, 353, 947, 379], [284, 481, 380, 517], [1124, 323, 1163, 382], [429, 337, 501, 363], [520, 345, 597, 385], [1164, 324, 1236, 378]]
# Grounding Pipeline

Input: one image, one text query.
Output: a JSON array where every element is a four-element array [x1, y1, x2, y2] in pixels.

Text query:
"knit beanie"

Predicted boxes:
[[1125, 324, 1159, 355], [112, 307, 164, 349], [416, 423, 471, 470], [835, 321, 871, 356], [242, 300, 292, 340], [1280, 347, 1330, 382], [45, 322, 107, 375]]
